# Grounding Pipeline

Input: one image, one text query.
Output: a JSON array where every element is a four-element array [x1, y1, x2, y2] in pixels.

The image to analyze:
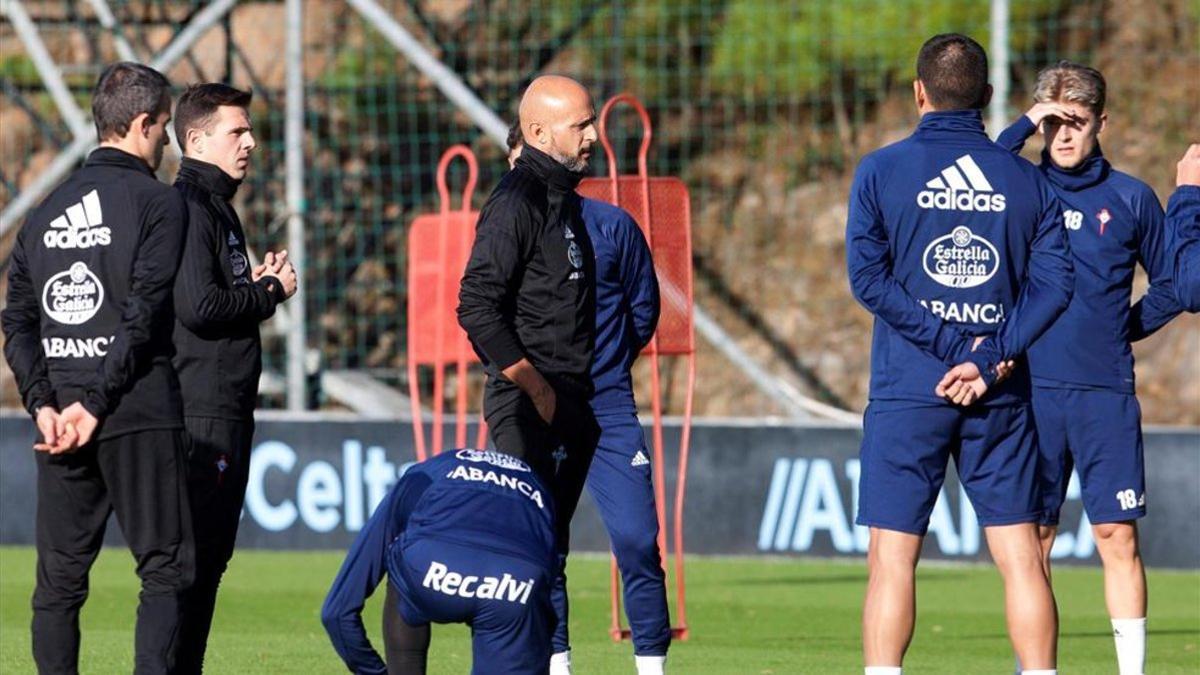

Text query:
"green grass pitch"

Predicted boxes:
[[1, 546, 1197, 673]]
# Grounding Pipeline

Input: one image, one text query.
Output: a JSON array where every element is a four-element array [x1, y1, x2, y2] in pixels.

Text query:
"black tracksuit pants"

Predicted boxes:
[[484, 376, 601, 536], [172, 416, 254, 675], [484, 375, 601, 661], [32, 428, 194, 675]]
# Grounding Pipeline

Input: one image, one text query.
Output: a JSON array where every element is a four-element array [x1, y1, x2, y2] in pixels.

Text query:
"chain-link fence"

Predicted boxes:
[[2, 1, 1198, 420]]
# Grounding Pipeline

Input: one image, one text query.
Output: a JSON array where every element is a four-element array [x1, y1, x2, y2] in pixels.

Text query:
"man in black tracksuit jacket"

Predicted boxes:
[[1, 63, 193, 674], [168, 84, 295, 674], [457, 77, 601, 659]]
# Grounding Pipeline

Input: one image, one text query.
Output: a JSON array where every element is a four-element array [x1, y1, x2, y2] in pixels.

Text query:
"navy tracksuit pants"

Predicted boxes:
[[551, 411, 670, 657]]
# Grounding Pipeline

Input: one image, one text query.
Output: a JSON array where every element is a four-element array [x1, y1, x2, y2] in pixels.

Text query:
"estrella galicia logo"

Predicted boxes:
[[922, 226, 999, 288], [230, 250, 249, 280], [42, 262, 104, 325], [567, 241, 583, 269]]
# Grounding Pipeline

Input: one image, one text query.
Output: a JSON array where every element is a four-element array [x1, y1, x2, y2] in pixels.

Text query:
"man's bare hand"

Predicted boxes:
[[994, 359, 1017, 384], [256, 249, 297, 299], [935, 362, 988, 407], [32, 406, 77, 454], [531, 383, 557, 426], [252, 250, 288, 282], [1025, 102, 1081, 128], [501, 358, 557, 425], [58, 402, 100, 450], [1177, 144, 1200, 188], [251, 262, 268, 282], [275, 261, 299, 299]]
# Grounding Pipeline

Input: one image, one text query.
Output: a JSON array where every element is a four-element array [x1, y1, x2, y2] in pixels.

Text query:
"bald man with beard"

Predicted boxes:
[[458, 76, 602, 673]]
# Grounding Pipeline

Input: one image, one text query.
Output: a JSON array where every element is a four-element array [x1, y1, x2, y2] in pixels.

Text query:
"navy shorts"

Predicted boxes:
[[388, 536, 554, 675], [1030, 387, 1146, 525], [857, 401, 1042, 534]]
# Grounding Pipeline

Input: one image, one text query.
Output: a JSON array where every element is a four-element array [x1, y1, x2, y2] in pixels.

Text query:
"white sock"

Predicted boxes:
[[549, 650, 572, 675], [1112, 617, 1147, 675], [635, 654, 666, 675], [1020, 670, 1057, 675], [864, 668, 902, 675]]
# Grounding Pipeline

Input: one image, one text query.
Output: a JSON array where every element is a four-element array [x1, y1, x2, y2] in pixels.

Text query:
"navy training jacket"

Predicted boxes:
[[846, 109, 1074, 406], [995, 116, 1182, 393]]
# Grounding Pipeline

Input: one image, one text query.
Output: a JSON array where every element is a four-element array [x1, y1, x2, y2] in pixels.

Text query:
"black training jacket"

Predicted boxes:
[[457, 144, 596, 385], [172, 157, 286, 420], [2, 147, 185, 439]]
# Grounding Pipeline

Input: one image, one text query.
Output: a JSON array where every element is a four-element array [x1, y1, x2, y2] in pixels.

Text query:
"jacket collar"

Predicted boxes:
[[514, 144, 585, 192], [176, 157, 242, 201], [1041, 145, 1110, 192], [913, 109, 990, 140], [85, 147, 155, 177]]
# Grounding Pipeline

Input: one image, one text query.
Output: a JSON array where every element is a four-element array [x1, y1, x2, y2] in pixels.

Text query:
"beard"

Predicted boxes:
[[549, 146, 588, 173]]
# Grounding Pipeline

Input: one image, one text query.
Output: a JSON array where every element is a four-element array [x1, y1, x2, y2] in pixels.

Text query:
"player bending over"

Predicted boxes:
[[321, 449, 556, 674]]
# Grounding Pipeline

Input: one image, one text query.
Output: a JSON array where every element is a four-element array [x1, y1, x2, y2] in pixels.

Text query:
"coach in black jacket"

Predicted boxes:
[[2, 62, 192, 674], [169, 83, 296, 674], [457, 76, 602, 660]]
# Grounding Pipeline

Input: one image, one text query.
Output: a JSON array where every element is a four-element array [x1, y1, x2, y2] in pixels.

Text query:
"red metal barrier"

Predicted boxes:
[[577, 93, 695, 642], [406, 145, 487, 460]]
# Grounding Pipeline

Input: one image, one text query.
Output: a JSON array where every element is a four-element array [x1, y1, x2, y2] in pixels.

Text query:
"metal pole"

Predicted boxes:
[[0, 0, 239, 238], [345, 0, 509, 149], [3, 0, 91, 140], [284, 0, 308, 410], [83, 0, 138, 62], [345, 0, 852, 421], [989, 0, 1010, 139]]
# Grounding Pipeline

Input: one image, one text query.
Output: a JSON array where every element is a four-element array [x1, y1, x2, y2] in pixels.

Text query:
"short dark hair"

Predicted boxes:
[[916, 33, 990, 110], [92, 62, 172, 141], [506, 119, 523, 153], [174, 83, 253, 152]]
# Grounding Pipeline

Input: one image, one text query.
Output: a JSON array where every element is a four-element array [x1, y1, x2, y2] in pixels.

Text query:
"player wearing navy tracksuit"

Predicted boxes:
[[848, 113, 1073, 535], [846, 34, 1072, 673], [321, 449, 557, 675], [997, 112, 1180, 528], [1169, 145, 1200, 311], [996, 61, 1185, 675], [549, 198, 667, 672]]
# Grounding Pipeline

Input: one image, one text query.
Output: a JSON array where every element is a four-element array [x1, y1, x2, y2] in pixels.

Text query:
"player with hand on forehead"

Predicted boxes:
[[996, 61, 1185, 675]]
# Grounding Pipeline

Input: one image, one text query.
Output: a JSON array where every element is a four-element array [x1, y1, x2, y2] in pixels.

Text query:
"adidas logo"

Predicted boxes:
[[916, 155, 1007, 212], [631, 450, 649, 467], [43, 189, 111, 249]]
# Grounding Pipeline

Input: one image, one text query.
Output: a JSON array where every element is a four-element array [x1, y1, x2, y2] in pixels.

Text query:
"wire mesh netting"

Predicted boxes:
[[2, 1, 1198, 420]]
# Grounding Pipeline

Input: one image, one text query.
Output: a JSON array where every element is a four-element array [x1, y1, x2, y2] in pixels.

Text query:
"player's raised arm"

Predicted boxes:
[[1170, 145, 1200, 311]]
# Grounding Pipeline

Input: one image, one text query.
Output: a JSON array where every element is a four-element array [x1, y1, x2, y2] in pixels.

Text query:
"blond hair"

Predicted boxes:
[[1033, 60, 1106, 115]]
